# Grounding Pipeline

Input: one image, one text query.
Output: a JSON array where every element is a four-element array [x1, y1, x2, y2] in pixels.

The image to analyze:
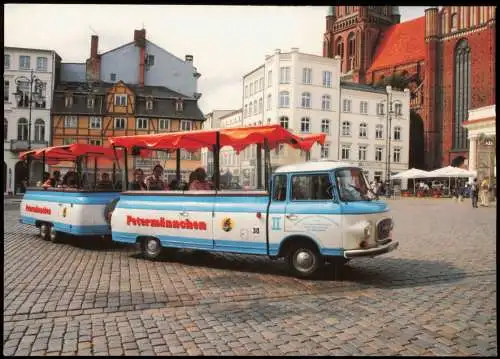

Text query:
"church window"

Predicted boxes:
[[451, 13, 458, 31], [453, 39, 471, 150]]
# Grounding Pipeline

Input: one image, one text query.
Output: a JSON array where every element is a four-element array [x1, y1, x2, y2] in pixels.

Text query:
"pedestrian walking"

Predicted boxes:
[[471, 178, 479, 208], [480, 177, 489, 207]]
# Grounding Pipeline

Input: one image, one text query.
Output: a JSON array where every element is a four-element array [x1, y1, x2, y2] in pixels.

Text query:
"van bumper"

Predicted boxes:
[[343, 240, 399, 259]]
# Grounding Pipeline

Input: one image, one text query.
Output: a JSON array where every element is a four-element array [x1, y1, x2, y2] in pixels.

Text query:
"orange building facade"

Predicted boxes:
[[51, 80, 205, 181]]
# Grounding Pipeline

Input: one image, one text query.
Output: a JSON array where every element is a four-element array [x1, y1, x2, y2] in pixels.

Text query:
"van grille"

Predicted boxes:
[[377, 218, 393, 241]]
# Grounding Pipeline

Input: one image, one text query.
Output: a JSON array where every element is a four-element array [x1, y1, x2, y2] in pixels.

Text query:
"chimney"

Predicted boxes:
[[274, 49, 281, 54], [135, 29, 147, 87], [90, 35, 99, 58], [185, 55, 193, 63], [134, 29, 146, 44], [291, 47, 299, 53]]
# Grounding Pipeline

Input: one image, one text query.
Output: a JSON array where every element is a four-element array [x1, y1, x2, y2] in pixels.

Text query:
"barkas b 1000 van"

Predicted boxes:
[[110, 162, 398, 278]]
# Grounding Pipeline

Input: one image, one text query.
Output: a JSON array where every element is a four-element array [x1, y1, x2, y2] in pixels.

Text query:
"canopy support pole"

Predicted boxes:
[[123, 148, 129, 190], [76, 156, 83, 188], [42, 152, 46, 181], [214, 132, 221, 190], [264, 139, 271, 191], [176, 149, 181, 183], [94, 157, 98, 191], [256, 144, 263, 190]]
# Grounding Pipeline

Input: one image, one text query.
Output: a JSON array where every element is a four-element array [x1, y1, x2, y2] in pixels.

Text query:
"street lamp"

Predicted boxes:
[[382, 85, 394, 197], [12, 69, 45, 151]]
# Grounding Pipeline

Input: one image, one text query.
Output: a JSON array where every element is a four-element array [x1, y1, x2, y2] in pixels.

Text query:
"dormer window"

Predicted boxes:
[[175, 99, 183, 112], [114, 94, 127, 106], [146, 98, 153, 111], [87, 96, 95, 109], [65, 94, 73, 108]]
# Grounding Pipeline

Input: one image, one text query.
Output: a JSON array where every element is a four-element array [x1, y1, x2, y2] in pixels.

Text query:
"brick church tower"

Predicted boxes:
[[323, 6, 496, 170]]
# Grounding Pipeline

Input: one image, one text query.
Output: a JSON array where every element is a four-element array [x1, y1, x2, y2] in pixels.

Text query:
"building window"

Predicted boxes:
[[341, 145, 350, 160], [347, 32, 356, 71], [249, 83, 253, 95], [36, 57, 48, 72], [302, 68, 312, 84], [320, 143, 330, 159], [110, 73, 116, 81], [4, 80, 9, 101], [359, 123, 368, 138], [360, 101, 368, 114], [301, 92, 311, 108], [147, 54, 155, 66], [394, 102, 402, 116], [244, 104, 248, 117], [17, 118, 28, 141], [4, 54, 10, 69], [375, 124, 384, 139], [377, 103, 385, 115], [114, 94, 127, 106], [64, 116, 77, 128], [453, 39, 471, 150], [393, 126, 401, 140], [393, 148, 401, 163], [267, 70, 272, 87], [87, 96, 95, 109], [321, 95, 331, 111], [181, 120, 192, 131], [90, 116, 102, 129], [342, 99, 351, 112], [180, 149, 192, 160], [321, 119, 330, 134], [159, 119, 170, 131], [136, 118, 148, 130], [341, 121, 351, 136], [4, 119, 7, 140], [249, 102, 254, 115], [19, 55, 30, 70], [375, 146, 383, 161], [259, 77, 264, 91], [280, 67, 290, 84], [65, 95, 73, 107], [300, 117, 310, 133], [258, 98, 263, 113], [89, 138, 102, 146], [451, 13, 458, 31], [280, 116, 289, 129], [322, 71, 332, 87], [146, 99, 153, 110], [267, 118, 271, 124], [244, 85, 248, 98], [254, 80, 258, 93], [63, 138, 76, 146], [175, 100, 183, 112], [34, 82, 47, 109], [279, 91, 289, 108], [266, 94, 272, 110], [114, 118, 126, 129], [253, 100, 257, 114], [358, 145, 367, 161]]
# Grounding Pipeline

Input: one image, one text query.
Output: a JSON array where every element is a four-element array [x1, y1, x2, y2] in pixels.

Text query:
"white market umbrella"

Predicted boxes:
[[391, 168, 430, 180], [425, 166, 476, 194]]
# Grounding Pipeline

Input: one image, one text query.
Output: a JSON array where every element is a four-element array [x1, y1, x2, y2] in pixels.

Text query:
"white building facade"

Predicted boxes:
[[338, 82, 411, 182], [219, 109, 243, 184], [4, 47, 61, 195]]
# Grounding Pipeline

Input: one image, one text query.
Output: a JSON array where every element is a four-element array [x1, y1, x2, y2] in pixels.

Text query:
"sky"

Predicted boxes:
[[4, 5, 427, 114]]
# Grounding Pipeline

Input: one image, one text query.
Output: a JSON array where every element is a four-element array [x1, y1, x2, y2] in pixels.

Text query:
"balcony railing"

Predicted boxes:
[[10, 140, 48, 152]]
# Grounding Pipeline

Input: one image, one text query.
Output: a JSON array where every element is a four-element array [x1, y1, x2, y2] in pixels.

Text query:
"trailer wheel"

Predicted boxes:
[[142, 237, 162, 260], [40, 223, 50, 241], [49, 226, 59, 243], [287, 243, 322, 279]]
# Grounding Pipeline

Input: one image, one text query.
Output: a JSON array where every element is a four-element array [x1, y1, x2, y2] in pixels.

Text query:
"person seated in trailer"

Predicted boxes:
[[37, 172, 50, 187], [96, 172, 114, 190], [145, 164, 169, 190], [129, 169, 147, 191], [42, 170, 61, 188], [189, 167, 212, 190], [61, 171, 79, 189]]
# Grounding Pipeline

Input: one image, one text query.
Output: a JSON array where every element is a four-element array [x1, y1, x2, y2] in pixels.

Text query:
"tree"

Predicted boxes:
[[374, 72, 410, 91]]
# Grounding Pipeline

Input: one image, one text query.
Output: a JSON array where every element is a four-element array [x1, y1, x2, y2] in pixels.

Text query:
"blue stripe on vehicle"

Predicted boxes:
[[23, 191, 120, 205], [21, 215, 110, 235], [111, 231, 343, 257]]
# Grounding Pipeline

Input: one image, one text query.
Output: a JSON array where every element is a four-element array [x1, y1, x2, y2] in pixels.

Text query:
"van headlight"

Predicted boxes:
[[363, 225, 372, 239]]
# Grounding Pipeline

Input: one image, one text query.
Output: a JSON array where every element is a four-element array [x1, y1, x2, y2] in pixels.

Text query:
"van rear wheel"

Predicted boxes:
[[287, 244, 322, 278], [142, 237, 162, 260], [49, 226, 59, 243]]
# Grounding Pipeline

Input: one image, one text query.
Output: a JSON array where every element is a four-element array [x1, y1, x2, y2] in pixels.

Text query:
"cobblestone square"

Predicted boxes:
[[3, 198, 497, 356]]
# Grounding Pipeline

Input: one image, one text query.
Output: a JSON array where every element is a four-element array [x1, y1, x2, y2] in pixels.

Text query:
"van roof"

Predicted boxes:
[[274, 161, 359, 174]]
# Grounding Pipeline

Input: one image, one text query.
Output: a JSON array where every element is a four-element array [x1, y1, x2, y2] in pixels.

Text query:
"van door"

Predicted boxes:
[[284, 173, 343, 256], [177, 191, 215, 250], [267, 174, 288, 256]]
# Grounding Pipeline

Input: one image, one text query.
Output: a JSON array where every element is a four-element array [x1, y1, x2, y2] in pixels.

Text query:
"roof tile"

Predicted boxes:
[[368, 16, 426, 73]]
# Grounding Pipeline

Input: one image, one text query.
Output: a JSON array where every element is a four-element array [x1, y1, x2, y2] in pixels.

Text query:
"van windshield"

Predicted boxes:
[[335, 168, 374, 202]]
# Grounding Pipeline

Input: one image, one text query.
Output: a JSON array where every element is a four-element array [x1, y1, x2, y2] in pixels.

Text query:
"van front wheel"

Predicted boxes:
[[142, 237, 162, 260], [287, 245, 321, 278]]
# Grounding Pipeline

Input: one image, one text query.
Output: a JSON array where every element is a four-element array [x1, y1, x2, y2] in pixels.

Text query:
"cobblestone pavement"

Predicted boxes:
[[3, 198, 497, 356]]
